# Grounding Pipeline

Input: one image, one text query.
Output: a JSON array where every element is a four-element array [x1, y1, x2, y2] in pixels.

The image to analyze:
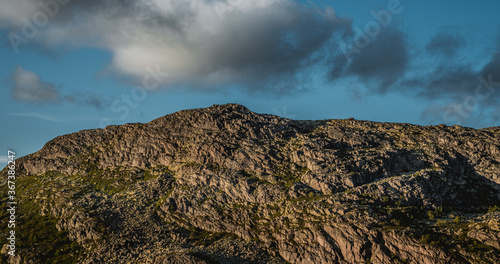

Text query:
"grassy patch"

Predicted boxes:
[[0, 196, 85, 264], [416, 218, 500, 262], [488, 205, 500, 213]]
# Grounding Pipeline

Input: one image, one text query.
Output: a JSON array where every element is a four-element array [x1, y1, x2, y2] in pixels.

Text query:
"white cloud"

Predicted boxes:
[[0, 0, 351, 94], [10, 67, 59, 103], [8, 66, 108, 107]]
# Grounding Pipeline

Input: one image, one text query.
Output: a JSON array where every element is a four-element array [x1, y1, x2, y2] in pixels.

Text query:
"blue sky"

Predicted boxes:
[[1, 0, 500, 165]]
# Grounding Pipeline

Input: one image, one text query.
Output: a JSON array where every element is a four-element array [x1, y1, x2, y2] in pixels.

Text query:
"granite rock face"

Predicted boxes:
[[1, 104, 500, 263]]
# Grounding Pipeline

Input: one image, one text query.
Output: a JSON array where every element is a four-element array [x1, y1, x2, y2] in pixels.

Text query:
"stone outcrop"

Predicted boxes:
[[1, 104, 499, 263]]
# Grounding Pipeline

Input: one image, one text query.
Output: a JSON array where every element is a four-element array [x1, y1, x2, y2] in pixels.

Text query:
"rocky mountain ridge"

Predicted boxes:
[[1, 103, 499, 263]]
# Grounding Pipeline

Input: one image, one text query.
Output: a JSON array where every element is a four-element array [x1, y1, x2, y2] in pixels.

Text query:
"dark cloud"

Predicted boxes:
[[329, 28, 409, 93], [53, 0, 188, 33], [63, 93, 108, 109], [348, 28, 408, 92], [188, 4, 352, 95], [479, 42, 500, 82], [426, 32, 465, 57], [405, 39, 500, 127], [403, 65, 478, 99], [403, 40, 500, 105]]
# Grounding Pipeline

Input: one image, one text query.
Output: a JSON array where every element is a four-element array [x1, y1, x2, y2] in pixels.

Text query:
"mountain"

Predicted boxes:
[[1, 103, 500, 264]]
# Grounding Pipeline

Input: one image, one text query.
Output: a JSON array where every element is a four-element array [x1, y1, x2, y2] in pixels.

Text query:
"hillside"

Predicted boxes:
[[1, 103, 500, 264]]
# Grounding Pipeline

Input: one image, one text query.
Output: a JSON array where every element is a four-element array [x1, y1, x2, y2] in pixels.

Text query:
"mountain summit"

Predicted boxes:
[[2, 104, 500, 263]]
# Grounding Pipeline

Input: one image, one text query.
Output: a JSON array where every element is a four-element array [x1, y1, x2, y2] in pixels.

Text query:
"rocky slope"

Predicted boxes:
[[1, 103, 500, 264]]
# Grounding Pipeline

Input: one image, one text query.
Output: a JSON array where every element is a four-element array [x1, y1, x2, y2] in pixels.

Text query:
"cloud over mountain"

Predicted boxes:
[[1, 0, 352, 94], [329, 28, 409, 93], [9, 66, 59, 103], [404, 36, 500, 126], [403, 39, 500, 103], [8, 66, 107, 108]]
